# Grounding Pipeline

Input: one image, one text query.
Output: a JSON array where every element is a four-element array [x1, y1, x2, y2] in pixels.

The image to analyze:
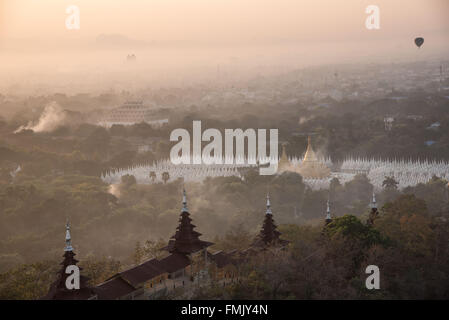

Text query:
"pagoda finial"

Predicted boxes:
[[326, 199, 331, 220], [370, 192, 377, 209], [64, 220, 73, 252], [182, 188, 188, 212], [266, 193, 272, 215]]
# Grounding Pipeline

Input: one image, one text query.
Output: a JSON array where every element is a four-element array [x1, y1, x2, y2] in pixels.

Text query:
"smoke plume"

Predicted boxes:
[[14, 102, 67, 133]]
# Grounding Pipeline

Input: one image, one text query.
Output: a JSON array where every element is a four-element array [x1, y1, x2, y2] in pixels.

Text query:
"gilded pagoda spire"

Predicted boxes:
[[370, 192, 377, 209], [277, 144, 292, 172], [266, 193, 272, 215], [296, 136, 331, 179], [65, 220, 73, 252], [41, 223, 95, 300], [182, 188, 188, 213], [367, 191, 379, 226], [303, 136, 319, 163], [325, 199, 332, 224]]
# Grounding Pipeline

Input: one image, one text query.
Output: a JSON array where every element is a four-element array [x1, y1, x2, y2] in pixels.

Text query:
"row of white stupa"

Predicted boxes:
[[101, 156, 449, 191]]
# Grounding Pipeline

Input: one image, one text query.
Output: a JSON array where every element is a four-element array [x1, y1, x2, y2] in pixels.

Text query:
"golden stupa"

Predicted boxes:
[[296, 136, 331, 179], [278, 144, 293, 172]]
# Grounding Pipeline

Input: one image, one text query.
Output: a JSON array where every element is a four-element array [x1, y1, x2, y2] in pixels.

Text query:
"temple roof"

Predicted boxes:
[[95, 277, 136, 300], [251, 194, 289, 249], [118, 259, 166, 287], [158, 253, 191, 273], [42, 222, 95, 300], [163, 189, 213, 255]]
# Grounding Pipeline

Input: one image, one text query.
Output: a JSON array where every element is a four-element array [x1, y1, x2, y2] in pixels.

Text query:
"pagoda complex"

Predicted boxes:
[[42, 222, 96, 300], [41, 192, 291, 299]]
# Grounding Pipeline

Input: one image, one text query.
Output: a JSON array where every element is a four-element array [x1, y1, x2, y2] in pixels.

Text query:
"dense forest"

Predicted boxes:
[[1, 186, 448, 299]]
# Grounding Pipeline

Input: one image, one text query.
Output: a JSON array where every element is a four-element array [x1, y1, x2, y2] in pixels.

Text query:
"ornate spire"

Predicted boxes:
[[325, 199, 332, 224], [41, 222, 95, 300], [266, 193, 272, 215], [278, 144, 291, 172], [64, 221, 73, 252], [370, 192, 377, 209], [298, 135, 331, 179], [303, 136, 318, 162], [251, 195, 289, 248], [326, 200, 331, 219], [367, 192, 379, 226], [163, 188, 213, 255], [182, 188, 188, 213]]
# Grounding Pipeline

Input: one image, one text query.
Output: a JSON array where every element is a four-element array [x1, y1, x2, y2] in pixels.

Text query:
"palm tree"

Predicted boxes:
[[149, 171, 156, 183], [162, 172, 170, 184], [382, 176, 398, 190]]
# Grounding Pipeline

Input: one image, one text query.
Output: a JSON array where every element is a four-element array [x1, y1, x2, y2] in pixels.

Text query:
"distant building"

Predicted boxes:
[[406, 115, 423, 121], [103, 136, 449, 191], [384, 117, 394, 131], [98, 101, 169, 128], [427, 122, 441, 130], [126, 54, 136, 62]]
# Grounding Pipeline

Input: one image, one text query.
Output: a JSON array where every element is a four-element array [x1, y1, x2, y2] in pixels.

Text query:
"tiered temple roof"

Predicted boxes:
[[163, 189, 213, 255], [42, 222, 95, 300], [251, 194, 289, 249]]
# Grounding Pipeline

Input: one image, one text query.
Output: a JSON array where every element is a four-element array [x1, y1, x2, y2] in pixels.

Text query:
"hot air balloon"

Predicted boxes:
[[415, 37, 424, 48]]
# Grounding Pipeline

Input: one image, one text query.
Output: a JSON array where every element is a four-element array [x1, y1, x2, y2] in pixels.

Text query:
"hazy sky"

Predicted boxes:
[[0, 0, 448, 93], [1, 0, 448, 45]]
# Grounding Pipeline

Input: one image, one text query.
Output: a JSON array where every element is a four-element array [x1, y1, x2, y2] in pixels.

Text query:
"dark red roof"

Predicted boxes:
[[164, 238, 214, 255], [251, 213, 290, 249], [41, 250, 96, 300], [164, 210, 214, 255], [119, 259, 166, 287], [158, 253, 190, 273], [94, 254, 192, 299], [95, 277, 136, 300]]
